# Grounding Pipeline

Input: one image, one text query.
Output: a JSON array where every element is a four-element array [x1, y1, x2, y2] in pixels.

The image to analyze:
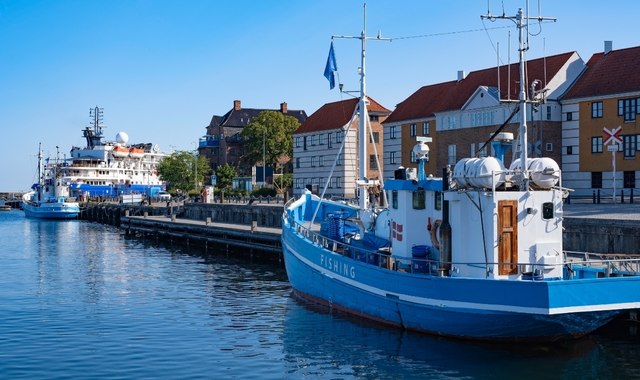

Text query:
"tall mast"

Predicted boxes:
[[481, 7, 555, 190], [333, 2, 389, 209]]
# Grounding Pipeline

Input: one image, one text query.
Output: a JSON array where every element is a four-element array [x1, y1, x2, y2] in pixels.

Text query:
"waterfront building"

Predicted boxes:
[[560, 42, 640, 198], [199, 100, 307, 184], [382, 52, 584, 179], [292, 98, 390, 199]]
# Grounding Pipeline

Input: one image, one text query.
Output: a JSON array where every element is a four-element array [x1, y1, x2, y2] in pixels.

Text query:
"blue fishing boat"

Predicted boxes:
[[22, 143, 80, 219], [282, 5, 640, 341]]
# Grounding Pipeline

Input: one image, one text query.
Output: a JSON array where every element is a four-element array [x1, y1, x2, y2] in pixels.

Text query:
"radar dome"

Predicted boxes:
[[116, 132, 129, 144]]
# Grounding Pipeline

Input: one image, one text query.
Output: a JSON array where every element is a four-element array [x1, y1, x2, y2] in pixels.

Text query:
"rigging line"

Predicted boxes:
[[476, 105, 520, 158], [482, 18, 505, 66], [391, 25, 512, 40]]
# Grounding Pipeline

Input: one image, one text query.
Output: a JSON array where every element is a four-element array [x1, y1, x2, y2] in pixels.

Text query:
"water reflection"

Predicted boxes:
[[281, 297, 640, 379]]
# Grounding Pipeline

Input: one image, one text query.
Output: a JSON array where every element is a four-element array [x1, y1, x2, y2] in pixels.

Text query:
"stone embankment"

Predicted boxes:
[[78, 201, 640, 257]]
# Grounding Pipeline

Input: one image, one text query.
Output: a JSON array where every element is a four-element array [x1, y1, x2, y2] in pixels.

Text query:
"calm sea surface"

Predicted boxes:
[[1, 210, 640, 379]]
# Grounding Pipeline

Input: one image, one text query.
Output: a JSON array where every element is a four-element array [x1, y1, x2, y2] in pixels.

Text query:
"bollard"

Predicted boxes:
[[206, 217, 211, 226], [125, 209, 130, 217], [251, 220, 257, 232], [171, 214, 176, 222], [144, 211, 148, 219]]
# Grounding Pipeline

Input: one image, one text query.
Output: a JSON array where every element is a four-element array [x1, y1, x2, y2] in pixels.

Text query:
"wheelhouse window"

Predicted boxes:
[[391, 190, 398, 209], [412, 190, 426, 210]]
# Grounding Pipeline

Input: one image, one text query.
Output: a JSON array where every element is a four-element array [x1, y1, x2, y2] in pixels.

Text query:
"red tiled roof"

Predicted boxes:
[[384, 52, 577, 124], [562, 45, 640, 99], [295, 97, 390, 134]]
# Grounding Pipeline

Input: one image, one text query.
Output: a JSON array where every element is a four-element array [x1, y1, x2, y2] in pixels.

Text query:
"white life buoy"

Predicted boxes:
[[431, 219, 442, 249]]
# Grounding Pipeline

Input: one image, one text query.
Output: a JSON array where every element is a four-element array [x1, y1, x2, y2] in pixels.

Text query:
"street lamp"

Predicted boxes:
[[192, 141, 198, 193]]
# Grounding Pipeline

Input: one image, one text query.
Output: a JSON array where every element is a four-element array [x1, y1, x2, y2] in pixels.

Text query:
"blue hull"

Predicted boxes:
[[282, 225, 640, 341], [22, 202, 79, 219]]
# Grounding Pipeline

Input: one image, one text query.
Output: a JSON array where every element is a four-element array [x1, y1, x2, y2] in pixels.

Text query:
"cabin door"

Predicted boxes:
[[497, 200, 518, 275]]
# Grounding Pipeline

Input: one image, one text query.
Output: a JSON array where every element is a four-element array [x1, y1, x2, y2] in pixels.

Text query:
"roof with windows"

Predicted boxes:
[[383, 51, 577, 124], [208, 101, 307, 129], [561, 45, 640, 100], [295, 97, 390, 134]]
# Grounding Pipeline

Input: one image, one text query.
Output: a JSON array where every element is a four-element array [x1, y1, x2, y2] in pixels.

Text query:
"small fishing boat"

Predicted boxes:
[[282, 5, 640, 341], [22, 144, 80, 219]]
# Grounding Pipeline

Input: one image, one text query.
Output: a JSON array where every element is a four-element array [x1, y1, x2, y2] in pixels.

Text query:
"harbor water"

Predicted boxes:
[[1, 210, 640, 379]]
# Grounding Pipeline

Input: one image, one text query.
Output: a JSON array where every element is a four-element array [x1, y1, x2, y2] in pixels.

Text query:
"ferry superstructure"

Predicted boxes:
[[59, 107, 166, 198]]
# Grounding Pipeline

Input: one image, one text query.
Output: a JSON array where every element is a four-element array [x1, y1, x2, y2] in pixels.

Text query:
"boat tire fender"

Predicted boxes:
[[431, 219, 442, 250]]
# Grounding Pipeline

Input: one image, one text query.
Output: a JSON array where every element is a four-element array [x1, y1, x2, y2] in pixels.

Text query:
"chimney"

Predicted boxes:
[[604, 41, 613, 54], [457, 70, 466, 81], [280, 102, 288, 114], [233, 100, 241, 111]]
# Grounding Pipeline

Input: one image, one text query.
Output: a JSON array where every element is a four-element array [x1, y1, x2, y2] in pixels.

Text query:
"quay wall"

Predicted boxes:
[[563, 217, 640, 255], [79, 202, 639, 256]]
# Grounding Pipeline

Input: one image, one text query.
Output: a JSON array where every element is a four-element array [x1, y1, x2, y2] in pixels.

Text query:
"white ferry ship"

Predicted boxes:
[[59, 107, 166, 198]]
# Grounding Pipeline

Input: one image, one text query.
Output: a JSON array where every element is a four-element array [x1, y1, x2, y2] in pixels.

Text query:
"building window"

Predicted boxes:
[[546, 143, 553, 152], [447, 144, 457, 165], [619, 98, 637, 121], [392, 190, 398, 209], [592, 172, 602, 189], [412, 190, 426, 210], [566, 112, 573, 121], [311, 135, 316, 146], [470, 143, 476, 157], [327, 132, 333, 148], [310, 157, 316, 167], [410, 123, 417, 137], [567, 146, 573, 155], [389, 151, 397, 165], [336, 131, 343, 143], [336, 153, 342, 166], [390, 126, 398, 139], [319, 155, 324, 167], [295, 157, 300, 168], [410, 151, 416, 163], [294, 137, 300, 148], [624, 171, 636, 188], [369, 132, 379, 144], [370, 114, 379, 122], [303, 136, 307, 150], [623, 134, 637, 158], [369, 154, 378, 169], [318, 134, 324, 145], [546, 106, 551, 121], [591, 136, 603, 153], [591, 101, 603, 118], [423, 122, 430, 135]]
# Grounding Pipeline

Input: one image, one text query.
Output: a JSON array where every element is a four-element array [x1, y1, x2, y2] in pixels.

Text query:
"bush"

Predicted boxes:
[[251, 187, 277, 197]]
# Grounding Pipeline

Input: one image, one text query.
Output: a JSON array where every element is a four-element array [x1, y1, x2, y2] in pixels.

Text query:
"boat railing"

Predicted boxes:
[[288, 218, 640, 278]]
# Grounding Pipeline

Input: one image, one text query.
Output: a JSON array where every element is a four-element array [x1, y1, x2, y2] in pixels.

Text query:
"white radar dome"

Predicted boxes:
[[116, 131, 129, 145]]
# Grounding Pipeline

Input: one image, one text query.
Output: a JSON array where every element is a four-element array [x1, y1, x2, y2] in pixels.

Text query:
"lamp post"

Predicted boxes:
[[192, 141, 198, 193], [262, 129, 266, 187]]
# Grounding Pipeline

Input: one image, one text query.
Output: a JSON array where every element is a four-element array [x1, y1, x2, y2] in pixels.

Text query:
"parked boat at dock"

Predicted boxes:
[[22, 143, 80, 219], [281, 6, 640, 341], [58, 106, 166, 199]]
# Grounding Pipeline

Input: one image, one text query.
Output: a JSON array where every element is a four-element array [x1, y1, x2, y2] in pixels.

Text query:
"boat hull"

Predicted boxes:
[[22, 196, 80, 220], [282, 225, 640, 341]]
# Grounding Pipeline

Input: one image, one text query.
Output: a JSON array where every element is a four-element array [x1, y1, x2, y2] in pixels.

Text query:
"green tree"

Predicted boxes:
[[241, 110, 300, 173], [215, 163, 237, 202], [274, 173, 292, 195], [157, 150, 210, 193]]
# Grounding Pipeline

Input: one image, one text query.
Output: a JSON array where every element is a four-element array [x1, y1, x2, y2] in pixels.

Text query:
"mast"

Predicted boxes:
[[333, 2, 390, 209], [481, 7, 555, 190], [37, 142, 43, 186]]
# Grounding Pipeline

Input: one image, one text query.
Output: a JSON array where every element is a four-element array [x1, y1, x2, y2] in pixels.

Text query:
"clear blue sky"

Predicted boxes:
[[0, 0, 637, 191]]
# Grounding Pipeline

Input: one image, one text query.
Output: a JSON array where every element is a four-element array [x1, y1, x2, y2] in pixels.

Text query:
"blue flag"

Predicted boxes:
[[324, 42, 337, 89]]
